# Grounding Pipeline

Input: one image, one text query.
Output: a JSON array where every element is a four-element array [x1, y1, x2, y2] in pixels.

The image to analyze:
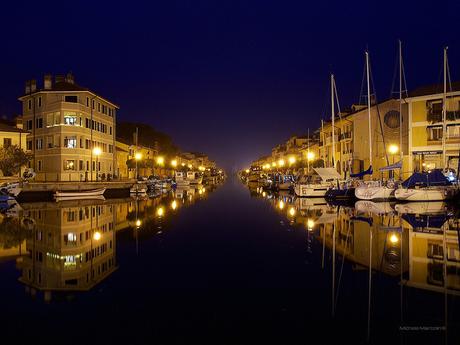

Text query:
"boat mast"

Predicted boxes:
[[399, 40, 403, 163], [442, 47, 448, 170], [331, 73, 336, 169], [366, 51, 373, 171]]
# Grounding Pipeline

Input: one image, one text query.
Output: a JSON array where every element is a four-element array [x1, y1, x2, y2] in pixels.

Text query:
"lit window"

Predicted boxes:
[[64, 160, 76, 170], [64, 136, 77, 148], [64, 114, 77, 125]]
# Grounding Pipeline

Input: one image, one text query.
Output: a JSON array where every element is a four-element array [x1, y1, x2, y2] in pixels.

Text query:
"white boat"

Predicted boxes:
[[355, 200, 394, 215], [54, 188, 106, 198], [354, 180, 397, 201], [2, 182, 22, 197], [394, 201, 446, 214], [294, 168, 340, 198], [130, 186, 147, 194], [55, 195, 106, 202], [175, 171, 190, 186]]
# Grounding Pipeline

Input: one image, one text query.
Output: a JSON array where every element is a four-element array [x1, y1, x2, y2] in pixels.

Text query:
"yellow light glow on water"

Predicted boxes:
[[135, 219, 142, 227], [188, 164, 193, 169], [198, 189, 203, 195], [278, 159, 285, 167], [93, 231, 101, 241], [245, 169, 250, 173], [262, 191, 266, 197], [288, 156, 296, 165], [181, 162, 186, 166], [199, 166, 205, 171], [171, 200, 177, 210], [157, 207, 164, 217], [278, 200, 285, 210], [389, 233, 399, 244], [288, 207, 296, 217], [307, 219, 315, 230]]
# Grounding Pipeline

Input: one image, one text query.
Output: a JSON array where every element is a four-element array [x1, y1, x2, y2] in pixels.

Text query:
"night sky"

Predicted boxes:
[[0, 0, 459, 171]]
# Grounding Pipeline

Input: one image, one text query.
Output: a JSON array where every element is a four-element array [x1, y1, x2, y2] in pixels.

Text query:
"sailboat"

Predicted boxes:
[[394, 48, 456, 202], [294, 168, 340, 197]]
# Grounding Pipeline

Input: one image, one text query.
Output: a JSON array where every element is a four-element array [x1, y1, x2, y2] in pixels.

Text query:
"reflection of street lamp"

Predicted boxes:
[[93, 147, 101, 181], [307, 219, 315, 231], [389, 232, 399, 244]]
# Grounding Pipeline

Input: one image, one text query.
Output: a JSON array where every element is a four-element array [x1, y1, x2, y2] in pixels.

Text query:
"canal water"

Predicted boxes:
[[0, 177, 459, 344]]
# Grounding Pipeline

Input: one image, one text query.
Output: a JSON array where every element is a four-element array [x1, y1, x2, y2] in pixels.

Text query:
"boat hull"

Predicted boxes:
[[394, 188, 449, 201], [355, 185, 395, 201], [294, 184, 328, 197], [54, 188, 106, 198], [325, 187, 356, 200]]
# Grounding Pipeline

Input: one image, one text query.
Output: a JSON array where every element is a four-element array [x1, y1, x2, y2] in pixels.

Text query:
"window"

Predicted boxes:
[[65, 232, 77, 244], [86, 161, 89, 170], [64, 95, 78, 103], [64, 160, 76, 170], [64, 113, 77, 125], [98, 103, 101, 112], [27, 140, 32, 150], [36, 118, 43, 128], [109, 126, 112, 135], [27, 119, 33, 130], [86, 97, 89, 107], [428, 127, 443, 141], [92, 99, 95, 109], [79, 160, 83, 170], [36, 138, 43, 150], [38, 97, 42, 107], [85, 118, 89, 128], [38, 160, 42, 171], [3, 138, 12, 148], [27, 99, 32, 110], [64, 136, 77, 148]]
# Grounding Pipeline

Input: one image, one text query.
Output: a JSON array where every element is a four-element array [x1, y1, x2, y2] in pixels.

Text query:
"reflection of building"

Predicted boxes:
[[18, 74, 118, 181], [404, 216, 460, 295], [17, 201, 117, 301]]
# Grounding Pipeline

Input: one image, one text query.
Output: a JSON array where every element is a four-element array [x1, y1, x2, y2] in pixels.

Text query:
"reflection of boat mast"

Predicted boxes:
[[443, 221, 448, 343], [332, 222, 335, 317], [367, 225, 373, 342]]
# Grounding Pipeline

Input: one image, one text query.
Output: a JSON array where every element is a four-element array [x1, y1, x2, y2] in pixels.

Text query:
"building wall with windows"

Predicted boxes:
[[0, 123, 29, 177], [18, 74, 118, 182], [406, 88, 460, 173]]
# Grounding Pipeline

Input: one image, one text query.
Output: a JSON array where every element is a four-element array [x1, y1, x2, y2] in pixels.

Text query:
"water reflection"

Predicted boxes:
[[0, 183, 220, 302], [248, 184, 459, 342]]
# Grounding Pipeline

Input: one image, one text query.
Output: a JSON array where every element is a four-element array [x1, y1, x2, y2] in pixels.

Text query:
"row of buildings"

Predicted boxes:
[[0, 73, 217, 181], [249, 82, 460, 180]]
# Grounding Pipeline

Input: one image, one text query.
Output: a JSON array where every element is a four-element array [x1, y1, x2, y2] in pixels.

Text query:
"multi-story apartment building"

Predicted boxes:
[[18, 73, 119, 182], [406, 82, 460, 173]]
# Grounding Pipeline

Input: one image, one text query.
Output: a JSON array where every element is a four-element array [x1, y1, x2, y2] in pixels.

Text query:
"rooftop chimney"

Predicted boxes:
[[65, 72, 75, 84], [25, 80, 31, 94], [55, 75, 65, 84], [30, 79, 37, 92], [44, 74, 52, 90]]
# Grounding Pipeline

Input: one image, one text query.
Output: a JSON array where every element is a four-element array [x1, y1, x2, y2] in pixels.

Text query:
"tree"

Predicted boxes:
[[0, 145, 32, 176]]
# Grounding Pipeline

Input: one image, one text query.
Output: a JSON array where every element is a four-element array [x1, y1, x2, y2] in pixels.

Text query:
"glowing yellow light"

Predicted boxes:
[[278, 159, 285, 167], [272, 162, 277, 167], [288, 156, 296, 165], [245, 169, 250, 174], [288, 207, 296, 217], [156, 207, 164, 217], [156, 156, 165, 165], [92, 147, 102, 156], [181, 162, 186, 166], [171, 200, 177, 210], [202, 187, 206, 192], [134, 152, 142, 161], [262, 191, 266, 197], [307, 219, 315, 230], [388, 144, 399, 155], [307, 151, 315, 161], [188, 164, 193, 169], [93, 231, 101, 241], [198, 189, 203, 195], [389, 233, 399, 244], [278, 200, 285, 210], [171, 159, 178, 167], [199, 166, 205, 171], [218, 170, 222, 174], [135, 219, 142, 227]]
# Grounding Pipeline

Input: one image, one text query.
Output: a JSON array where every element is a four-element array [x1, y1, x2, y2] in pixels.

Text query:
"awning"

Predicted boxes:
[[379, 160, 402, 172], [313, 168, 341, 181]]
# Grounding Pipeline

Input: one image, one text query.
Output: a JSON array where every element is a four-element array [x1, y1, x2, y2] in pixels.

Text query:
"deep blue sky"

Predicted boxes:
[[0, 0, 459, 170]]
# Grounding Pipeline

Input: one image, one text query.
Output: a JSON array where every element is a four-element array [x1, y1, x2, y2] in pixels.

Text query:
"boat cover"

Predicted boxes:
[[350, 166, 373, 178], [379, 161, 402, 172], [401, 169, 451, 188], [313, 168, 341, 181], [401, 213, 448, 229]]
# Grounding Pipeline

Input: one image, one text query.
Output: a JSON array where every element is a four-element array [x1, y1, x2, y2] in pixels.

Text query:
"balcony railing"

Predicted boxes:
[[340, 132, 352, 140]]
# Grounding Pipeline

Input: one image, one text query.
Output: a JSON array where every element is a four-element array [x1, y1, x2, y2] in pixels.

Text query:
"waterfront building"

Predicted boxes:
[[406, 82, 460, 173], [18, 74, 119, 182], [0, 121, 29, 177]]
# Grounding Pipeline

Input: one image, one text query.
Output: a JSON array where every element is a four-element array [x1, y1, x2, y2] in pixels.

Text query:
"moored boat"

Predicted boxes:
[[54, 188, 106, 198], [294, 168, 340, 198], [394, 170, 455, 201]]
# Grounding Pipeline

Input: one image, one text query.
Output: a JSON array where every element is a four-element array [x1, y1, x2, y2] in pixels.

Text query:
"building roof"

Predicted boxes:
[[409, 81, 460, 97], [0, 123, 28, 133]]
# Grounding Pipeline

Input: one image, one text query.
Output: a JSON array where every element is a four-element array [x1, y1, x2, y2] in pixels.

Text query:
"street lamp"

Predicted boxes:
[[278, 159, 285, 167], [288, 156, 296, 165], [93, 147, 101, 182], [171, 159, 178, 168], [134, 152, 142, 180], [156, 156, 164, 166], [388, 144, 399, 178], [307, 151, 315, 173]]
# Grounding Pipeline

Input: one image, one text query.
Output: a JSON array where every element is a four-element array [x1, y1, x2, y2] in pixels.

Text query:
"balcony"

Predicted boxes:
[[340, 131, 352, 140]]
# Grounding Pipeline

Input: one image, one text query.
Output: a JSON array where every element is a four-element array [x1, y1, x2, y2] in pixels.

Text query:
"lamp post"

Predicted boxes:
[[93, 147, 101, 182], [307, 151, 315, 174], [134, 152, 142, 180], [388, 144, 399, 179]]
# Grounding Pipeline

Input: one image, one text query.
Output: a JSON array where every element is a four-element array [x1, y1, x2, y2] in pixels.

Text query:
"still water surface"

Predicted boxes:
[[0, 177, 459, 344]]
